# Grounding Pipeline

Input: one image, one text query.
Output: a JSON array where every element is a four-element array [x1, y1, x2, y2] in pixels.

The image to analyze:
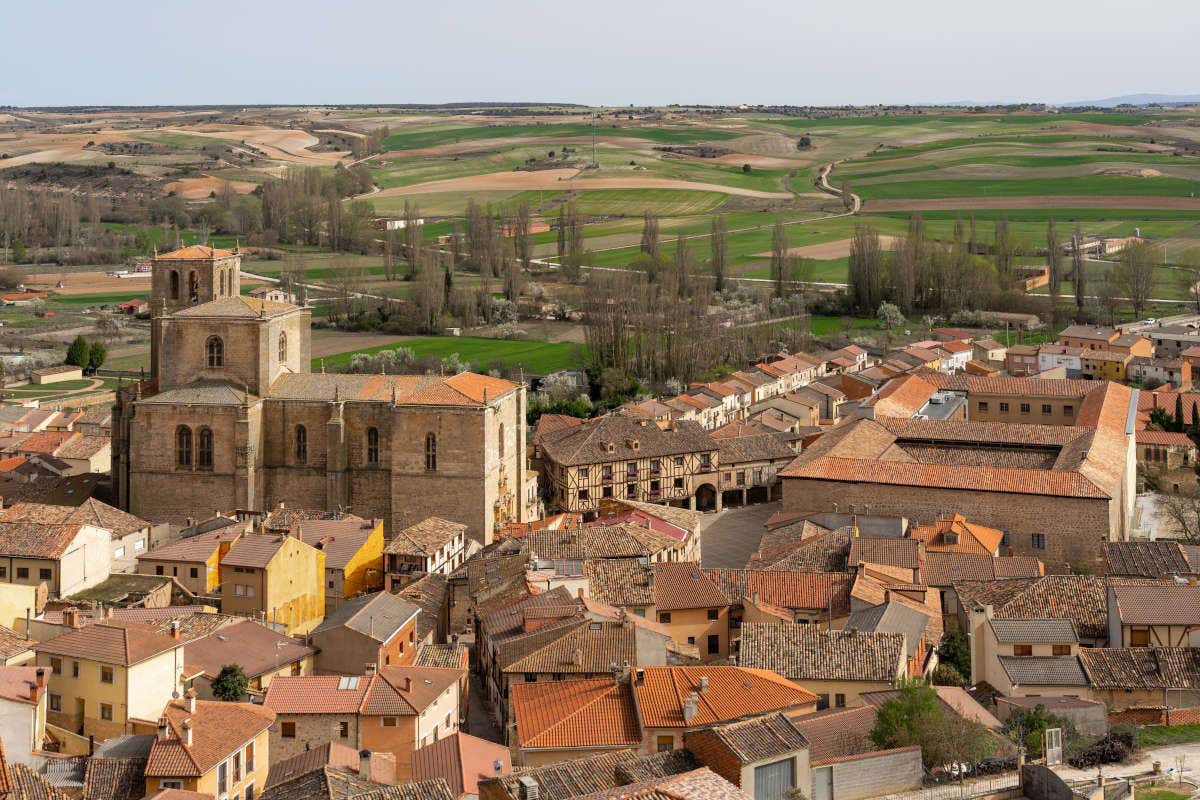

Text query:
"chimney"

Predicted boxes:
[[156, 717, 169, 741], [851, 514, 859, 537], [185, 687, 197, 713], [169, 620, 181, 640], [683, 692, 699, 724], [884, 589, 892, 604], [27, 679, 37, 702], [103, 605, 113, 620], [571, 648, 582, 666], [699, 676, 709, 692], [364, 663, 377, 676], [35, 668, 45, 690], [517, 776, 540, 800], [359, 749, 372, 780], [635, 668, 645, 686], [63, 608, 80, 629], [403, 676, 412, 692], [181, 719, 193, 747]]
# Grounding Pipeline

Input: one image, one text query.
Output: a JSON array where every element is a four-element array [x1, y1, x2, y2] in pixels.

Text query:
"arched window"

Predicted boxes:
[[366, 428, 380, 466], [188, 271, 199, 303], [295, 425, 307, 463], [176, 426, 192, 468], [206, 336, 224, 367], [219, 270, 227, 297], [169, 270, 180, 300], [425, 432, 437, 471], [498, 423, 505, 460], [197, 427, 213, 470], [278, 332, 288, 364]]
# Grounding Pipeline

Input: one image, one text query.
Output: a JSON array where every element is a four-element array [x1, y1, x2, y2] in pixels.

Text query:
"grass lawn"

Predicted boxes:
[[1136, 725, 1200, 748], [317, 336, 586, 375], [567, 189, 727, 217], [49, 292, 147, 308], [1136, 789, 1191, 800], [854, 176, 1200, 200]]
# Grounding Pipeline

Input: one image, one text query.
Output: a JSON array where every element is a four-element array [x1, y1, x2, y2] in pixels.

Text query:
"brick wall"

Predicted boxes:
[[1108, 706, 1200, 726], [683, 729, 744, 786]]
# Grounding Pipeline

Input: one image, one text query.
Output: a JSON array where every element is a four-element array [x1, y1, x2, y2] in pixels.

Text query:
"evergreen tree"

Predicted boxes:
[[88, 342, 107, 372], [65, 335, 90, 368], [211, 664, 249, 701], [1176, 394, 1186, 432]]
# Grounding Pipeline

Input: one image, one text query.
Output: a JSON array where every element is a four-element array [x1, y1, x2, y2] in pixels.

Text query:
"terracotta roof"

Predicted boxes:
[[82, 757, 146, 800], [704, 569, 853, 616], [600, 499, 703, 535], [138, 527, 242, 564], [503, 620, 643, 675], [0, 666, 40, 706], [863, 374, 938, 417], [386, 517, 465, 557], [1105, 541, 1193, 578], [999, 656, 1088, 686], [145, 698, 275, 778], [172, 295, 297, 320], [1111, 582, 1200, 625], [184, 620, 314, 680], [989, 618, 1078, 644], [0, 521, 84, 559], [8, 763, 70, 800], [294, 516, 379, 570], [909, 514, 1003, 556], [220, 534, 289, 568], [263, 675, 372, 714], [953, 576, 1108, 640], [920, 553, 1042, 586], [634, 666, 818, 728], [0, 625, 31, 661], [849, 538, 921, 570], [540, 416, 716, 467], [569, 768, 751, 800], [651, 563, 728, 611], [412, 732, 511, 797], [787, 706, 878, 762], [1, 498, 149, 538], [268, 372, 518, 407], [714, 433, 794, 464], [586, 559, 655, 607], [397, 573, 451, 643], [481, 750, 661, 800], [34, 621, 181, 666], [1079, 647, 1200, 689], [691, 711, 809, 763], [265, 742, 360, 789], [16, 430, 76, 454], [413, 643, 469, 670], [511, 678, 642, 750], [156, 245, 235, 260], [739, 622, 904, 683], [349, 779, 454, 800], [260, 765, 379, 800]]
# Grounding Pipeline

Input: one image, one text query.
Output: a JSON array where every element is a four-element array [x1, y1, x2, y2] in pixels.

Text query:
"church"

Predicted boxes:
[[111, 246, 529, 544]]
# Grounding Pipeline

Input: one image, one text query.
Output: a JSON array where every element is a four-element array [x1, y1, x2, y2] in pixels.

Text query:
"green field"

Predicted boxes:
[[381, 122, 742, 151], [317, 336, 586, 375], [855, 176, 1200, 200]]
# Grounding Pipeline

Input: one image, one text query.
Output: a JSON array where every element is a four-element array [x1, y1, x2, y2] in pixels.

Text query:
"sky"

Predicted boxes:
[[3, 0, 1195, 107]]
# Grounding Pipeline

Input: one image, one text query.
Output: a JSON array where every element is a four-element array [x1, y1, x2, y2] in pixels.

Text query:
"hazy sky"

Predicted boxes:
[[3, 0, 1195, 107]]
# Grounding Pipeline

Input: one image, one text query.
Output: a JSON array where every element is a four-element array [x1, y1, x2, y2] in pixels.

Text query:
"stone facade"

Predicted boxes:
[[112, 248, 527, 544]]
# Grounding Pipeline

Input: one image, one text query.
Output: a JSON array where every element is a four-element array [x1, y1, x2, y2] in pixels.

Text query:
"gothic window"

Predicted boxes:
[[295, 425, 307, 463], [278, 332, 288, 364], [176, 426, 193, 468], [425, 432, 437, 471], [219, 270, 226, 297], [206, 336, 224, 367], [197, 427, 213, 470], [498, 423, 504, 460], [367, 427, 380, 466], [189, 271, 199, 303], [169, 270, 180, 300]]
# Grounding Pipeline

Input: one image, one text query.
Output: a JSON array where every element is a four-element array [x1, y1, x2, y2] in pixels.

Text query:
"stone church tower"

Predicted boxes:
[[112, 246, 527, 544]]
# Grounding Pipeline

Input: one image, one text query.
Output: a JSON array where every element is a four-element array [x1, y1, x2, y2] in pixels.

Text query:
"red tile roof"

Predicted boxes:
[[412, 732, 511, 797], [511, 678, 642, 750], [634, 666, 818, 728], [146, 698, 274, 778]]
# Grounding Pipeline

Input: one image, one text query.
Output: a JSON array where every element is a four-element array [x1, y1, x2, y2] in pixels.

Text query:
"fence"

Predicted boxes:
[[920, 774, 1021, 800]]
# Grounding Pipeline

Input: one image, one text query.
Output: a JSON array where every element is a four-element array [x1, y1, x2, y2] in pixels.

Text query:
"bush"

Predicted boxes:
[[742, 163, 752, 173], [937, 631, 971, 678], [932, 663, 966, 687], [876, 301, 904, 328]]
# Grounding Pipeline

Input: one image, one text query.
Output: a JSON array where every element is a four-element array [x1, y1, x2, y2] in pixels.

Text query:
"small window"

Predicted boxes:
[[498, 422, 505, 460], [169, 271, 180, 300], [1020, 403, 1030, 414], [189, 271, 199, 303], [673, 477, 684, 489], [707, 609, 719, 621], [281, 721, 296, 738], [978, 401, 989, 412], [100, 666, 114, 683], [39, 568, 51, 580], [206, 336, 224, 367], [835, 693, 846, 708], [16, 567, 27, 580], [50, 659, 61, 677], [999, 402, 1009, 412], [71, 661, 79, 678], [155, 565, 164, 576], [423, 431, 436, 470], [1052, 644, 1072, 656], [816, 694, 830, 711], [707, 634, 719, 655], [524, 673, 537, 683], [278, 332, 288, 364], [367, 428, 381, 466], [673, 457, 684, 467], [190, 567, 199, 579], [1042, 404, 1052, 414], [162, 782, 184, 791], [49, 694, 61, 712], [656, 735, 674, 752], [578, 468, 589, 479], [381, 716, 398, 727], [1031, 533, 1046, 550], [197, 427, 213, 470], [1131, 628, 1150, 647], [658, 612, 672, 624], [339, 720, 349, 738], [295, 425, 307, 463], [687, 636, 696, 645], [1013, 644, 1033, 657], [1064, 404, 1074, 415], [602, 486, 613, 498], [626, 483, 636, 499], [176, 426, 193, 468], [100, 703, 113, 721], [578, 489, 589, 501]]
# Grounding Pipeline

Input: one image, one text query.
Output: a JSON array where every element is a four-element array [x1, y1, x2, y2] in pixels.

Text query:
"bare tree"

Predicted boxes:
[[770, 220, 788, 299], [710, 215, 728, 293], [1177, 248, 1200, 313], [848, 223, 885, 312], [1072, 224, 1086, 312], [1047, 218, 1061, 314], [639, 211, 660, 259], [1159, 487, 1200, 543], [513, 200, 532, 271], [1115, 240, 1158, 319]]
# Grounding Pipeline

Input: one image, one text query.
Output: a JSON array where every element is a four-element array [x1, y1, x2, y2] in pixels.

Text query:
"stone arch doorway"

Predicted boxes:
[[694, 483, 718, 512]]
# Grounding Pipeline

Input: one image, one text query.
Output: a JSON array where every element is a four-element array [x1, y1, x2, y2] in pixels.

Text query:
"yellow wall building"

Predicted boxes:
[[220, 534, 325, 634]]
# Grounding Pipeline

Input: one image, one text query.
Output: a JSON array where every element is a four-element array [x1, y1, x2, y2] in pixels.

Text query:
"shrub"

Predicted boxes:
[[932, 663, 966, 687], [742, 163, 752, 173], [876, 301, 904, 328]]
